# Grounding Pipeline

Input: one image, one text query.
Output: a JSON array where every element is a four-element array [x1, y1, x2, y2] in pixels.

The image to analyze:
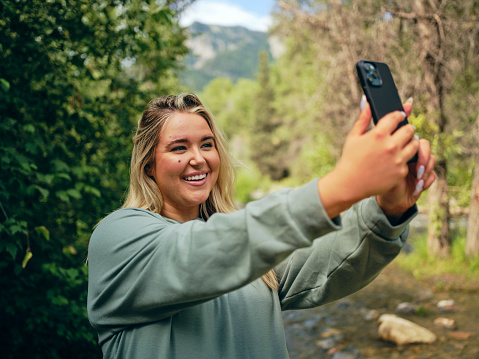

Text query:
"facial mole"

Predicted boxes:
[[178, 160, 181, 163]]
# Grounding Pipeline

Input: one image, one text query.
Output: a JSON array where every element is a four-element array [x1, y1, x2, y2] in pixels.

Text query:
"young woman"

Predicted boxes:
[[87, 93, 435, 358]]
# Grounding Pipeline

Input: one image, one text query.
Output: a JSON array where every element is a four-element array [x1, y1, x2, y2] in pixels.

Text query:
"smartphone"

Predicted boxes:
[[356, 60, 418, 162]]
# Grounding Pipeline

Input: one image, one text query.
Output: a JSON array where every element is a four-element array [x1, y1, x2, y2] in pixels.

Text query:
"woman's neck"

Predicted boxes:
[[160, 205, 199, 223]]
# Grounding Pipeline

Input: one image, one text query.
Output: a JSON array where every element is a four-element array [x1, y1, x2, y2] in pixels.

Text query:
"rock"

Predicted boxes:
[[364, 309, 379, 321], [303, 316, 321, 330], [434, 317, 456, 330], [448, 331, 474, 340], [316, 338, 336, 350], [331, 352, 358, 359], [378, 314, 437, 345], [320, 328, 343, 339], [396, 302, 417, 314], [417, 289, 434, 301], [337, 299, 352, 310], [437, 299, 455, 312], [331, 346, 360, 359], [327, 347, 340, 355]]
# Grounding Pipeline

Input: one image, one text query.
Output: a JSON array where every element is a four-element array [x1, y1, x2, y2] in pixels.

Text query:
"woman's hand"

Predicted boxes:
[[318, 97, 435, 219], [376, 104, 436, 222]]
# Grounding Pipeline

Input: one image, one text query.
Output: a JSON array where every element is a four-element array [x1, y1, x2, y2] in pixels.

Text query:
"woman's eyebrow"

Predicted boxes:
[[166, 138, 188, 147], [165, 135, 214, 148]]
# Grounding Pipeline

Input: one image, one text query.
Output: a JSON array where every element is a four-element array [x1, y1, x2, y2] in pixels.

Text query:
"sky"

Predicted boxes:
[[179, 0, 276, 32]]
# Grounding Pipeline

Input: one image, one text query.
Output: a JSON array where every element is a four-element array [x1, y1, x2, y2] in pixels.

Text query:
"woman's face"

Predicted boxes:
[[152, 112, 220, 221]]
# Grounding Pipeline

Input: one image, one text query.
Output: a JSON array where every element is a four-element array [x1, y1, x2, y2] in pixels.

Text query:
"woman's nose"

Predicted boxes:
[[189, 149, 205, 167]]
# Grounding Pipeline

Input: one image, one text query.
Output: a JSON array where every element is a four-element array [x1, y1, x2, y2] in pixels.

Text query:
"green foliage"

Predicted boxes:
[[198, 18, 336, 190], [301, 133, 337, 179], [233, 165, 273, 205], [415, 306, 430, 316], [0, 0, 189, 357], [409, 112, 473, 209], [397, 229, 479, 288], [249, 51, 292, 181], [200, 77, 259, 157], [444, 65, 479, 210], [448, 158, 474, 208]]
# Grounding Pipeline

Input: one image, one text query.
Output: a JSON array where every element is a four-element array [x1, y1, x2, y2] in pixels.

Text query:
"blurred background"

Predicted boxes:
[[1, 0, 478, 357]]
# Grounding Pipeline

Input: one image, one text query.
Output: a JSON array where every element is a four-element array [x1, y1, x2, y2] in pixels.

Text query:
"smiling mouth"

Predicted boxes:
[[183, 174, 207, 181]]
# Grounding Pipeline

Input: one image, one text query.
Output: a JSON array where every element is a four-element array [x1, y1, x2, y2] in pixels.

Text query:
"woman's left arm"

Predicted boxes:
[[276, 196, 416, 310], [277, 101, 436, 310]]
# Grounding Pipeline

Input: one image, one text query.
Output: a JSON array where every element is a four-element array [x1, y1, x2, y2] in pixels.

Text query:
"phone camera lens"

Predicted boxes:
[[363, 62, 382, 86]]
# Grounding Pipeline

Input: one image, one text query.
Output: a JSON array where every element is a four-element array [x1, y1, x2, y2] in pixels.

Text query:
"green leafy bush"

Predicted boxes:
[[0, 0, 189, 357]]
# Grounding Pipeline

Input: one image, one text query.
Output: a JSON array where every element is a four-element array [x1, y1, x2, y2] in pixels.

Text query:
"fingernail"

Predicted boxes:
[[414, 134, 419, 140], [406, 97, 414, 104], [417, 165, 425, 180], [400, 111, 407, 118], [413, 179, 424, 196], [360, 95, 367, 111]]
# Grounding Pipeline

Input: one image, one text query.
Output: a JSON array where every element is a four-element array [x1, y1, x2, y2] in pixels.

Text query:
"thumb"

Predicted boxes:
[[349, 96, 372, 136]]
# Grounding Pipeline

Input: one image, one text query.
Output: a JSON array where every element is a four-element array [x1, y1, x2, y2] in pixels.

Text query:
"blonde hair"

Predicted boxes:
[[122, 93, 278, 290]]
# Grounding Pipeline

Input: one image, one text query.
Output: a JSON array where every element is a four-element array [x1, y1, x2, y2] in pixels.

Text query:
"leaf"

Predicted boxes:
[[56, 173, 72, 181], [10, 224, 25, 235], [84, 185, 101, 197], [51, 295, 69, 306], [34, 185, 50, 200], [62, 245, 77, 255], [43, 174, 55, 185], [18, 156, 33, 172], [51, 159, 70, 172], [35, 226, 50, 241], [25, 142, 39, 155], [66, 188, 82, 199], [23, 124, 35, 133], [0, 78, 10, 92], [22, 250, 33, 269], [5, 243, 18, 259], [56, 191, 70, 203]]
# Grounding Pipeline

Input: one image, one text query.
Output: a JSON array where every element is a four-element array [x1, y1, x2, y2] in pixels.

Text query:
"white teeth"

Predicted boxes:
[[184, 174, 207, 181]]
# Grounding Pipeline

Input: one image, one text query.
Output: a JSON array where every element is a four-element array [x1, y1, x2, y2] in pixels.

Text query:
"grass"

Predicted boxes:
[[396, 229, 479, 291]]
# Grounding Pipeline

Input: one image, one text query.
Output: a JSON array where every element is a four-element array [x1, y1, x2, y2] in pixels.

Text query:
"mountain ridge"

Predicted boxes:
[[179, 22, 284, 91]]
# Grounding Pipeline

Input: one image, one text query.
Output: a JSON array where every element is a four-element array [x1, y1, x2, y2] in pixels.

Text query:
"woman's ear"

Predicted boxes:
[[145, 164, 154, 178]]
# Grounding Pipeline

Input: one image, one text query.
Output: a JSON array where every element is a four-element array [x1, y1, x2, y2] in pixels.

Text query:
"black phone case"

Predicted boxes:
[[356, 60, 417, 162]]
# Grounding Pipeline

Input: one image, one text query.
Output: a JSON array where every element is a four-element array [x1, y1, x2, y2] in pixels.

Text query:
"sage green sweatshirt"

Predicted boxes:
[[87, 179, 416, 358]]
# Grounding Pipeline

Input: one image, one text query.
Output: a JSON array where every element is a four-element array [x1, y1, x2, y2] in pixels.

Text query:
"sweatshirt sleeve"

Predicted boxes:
[[276, 196, 417, 310], [87, 180, 340, 328]]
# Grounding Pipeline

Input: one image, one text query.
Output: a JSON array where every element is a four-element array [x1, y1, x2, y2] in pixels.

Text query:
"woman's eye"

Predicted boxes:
[[202, 142, 213, 148], [172, 146, 187, 152]]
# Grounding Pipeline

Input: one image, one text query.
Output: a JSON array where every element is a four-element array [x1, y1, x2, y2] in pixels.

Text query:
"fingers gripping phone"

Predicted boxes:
[[356, 60, 418, 163]]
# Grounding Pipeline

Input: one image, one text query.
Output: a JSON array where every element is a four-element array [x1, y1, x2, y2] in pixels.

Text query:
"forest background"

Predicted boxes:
[[1, 0, 478, 358]]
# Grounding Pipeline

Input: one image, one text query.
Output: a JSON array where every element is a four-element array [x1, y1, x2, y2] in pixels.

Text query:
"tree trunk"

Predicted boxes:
[[412, 0, 451, 257], [427, 156, 450, 257], [466, 119, 479, 256]]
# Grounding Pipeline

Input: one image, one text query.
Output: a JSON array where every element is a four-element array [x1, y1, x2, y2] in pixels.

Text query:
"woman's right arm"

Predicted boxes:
[[87, 180, 340, 329]]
